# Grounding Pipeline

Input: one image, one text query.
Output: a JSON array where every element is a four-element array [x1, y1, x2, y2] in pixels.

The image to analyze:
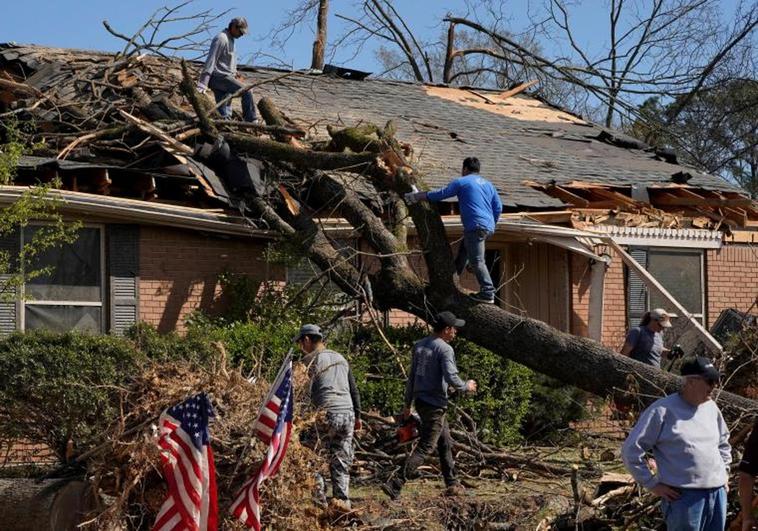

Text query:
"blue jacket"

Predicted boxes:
[[426, 174, 502, 232]]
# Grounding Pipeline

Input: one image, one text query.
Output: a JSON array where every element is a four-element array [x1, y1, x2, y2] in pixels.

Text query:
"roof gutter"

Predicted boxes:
[[0, 186, 274, 239]]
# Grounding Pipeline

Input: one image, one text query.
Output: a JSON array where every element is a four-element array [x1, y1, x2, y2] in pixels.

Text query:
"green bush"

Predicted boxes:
[[0, 331, 143, 459], [345, 324, 533, 446], [520, 374, 588, 441]]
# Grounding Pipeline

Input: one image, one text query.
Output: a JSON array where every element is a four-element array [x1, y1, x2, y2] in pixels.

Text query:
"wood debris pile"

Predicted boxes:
[[78, 353, 324, 530]]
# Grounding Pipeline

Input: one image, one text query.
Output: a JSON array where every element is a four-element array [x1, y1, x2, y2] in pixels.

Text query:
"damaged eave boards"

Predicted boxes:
[[0, 186, 273, 239]]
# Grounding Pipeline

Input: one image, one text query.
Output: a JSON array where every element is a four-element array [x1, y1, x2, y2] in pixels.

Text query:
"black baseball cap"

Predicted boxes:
[[680, 356, 720, 383], [433, 311, 465, 329]]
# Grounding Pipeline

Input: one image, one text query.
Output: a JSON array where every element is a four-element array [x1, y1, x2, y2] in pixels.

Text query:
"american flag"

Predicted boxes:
[[153, 393, 218, 531], [230, 355, 294, 530]]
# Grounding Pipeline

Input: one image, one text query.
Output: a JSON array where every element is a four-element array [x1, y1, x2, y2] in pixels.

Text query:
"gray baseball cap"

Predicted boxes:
[[650, 308, 672, 328], [293, 323, 323, 343], [230, 16, 249, 34]]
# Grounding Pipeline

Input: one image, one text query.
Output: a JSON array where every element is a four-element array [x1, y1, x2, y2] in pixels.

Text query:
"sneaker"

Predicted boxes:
[[468, 292, 495, 304], [443, 483, 465, 497], [381, 479, 402, 500]]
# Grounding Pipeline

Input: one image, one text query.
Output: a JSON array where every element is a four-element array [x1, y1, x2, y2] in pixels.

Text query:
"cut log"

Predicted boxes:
[[0, 479, 95, 531]]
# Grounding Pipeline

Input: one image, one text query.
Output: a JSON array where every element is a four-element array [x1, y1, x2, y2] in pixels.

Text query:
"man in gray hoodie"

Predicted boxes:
[[622, 356, 731, 530], [296, 324, 361, 509], [197, 16, 258, 123], [383, 311, 477, 499]]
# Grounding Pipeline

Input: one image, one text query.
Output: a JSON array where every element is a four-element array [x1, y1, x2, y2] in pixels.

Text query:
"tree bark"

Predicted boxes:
[[311, 0, 329, 70], [0, 479, 95, 531], [175, 69, 758, 425]]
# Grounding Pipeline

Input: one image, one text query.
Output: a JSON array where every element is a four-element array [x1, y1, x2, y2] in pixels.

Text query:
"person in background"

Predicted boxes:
[[197, 16, 259, 123], [738, 419, 758, 530], [382, 311, 477, 500], [620, 308, 673, 368], [404, 157, 502, 304], [621, 356, 731, 531], [295, 324, 361, 510]]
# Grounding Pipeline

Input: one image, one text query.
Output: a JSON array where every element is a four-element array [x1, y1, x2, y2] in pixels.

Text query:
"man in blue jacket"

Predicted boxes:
[[382, 311, 477, 499], [404, 157, 502, 303]]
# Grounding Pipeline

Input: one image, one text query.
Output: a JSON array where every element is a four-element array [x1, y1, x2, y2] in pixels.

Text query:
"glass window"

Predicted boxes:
[[24, 305, 102, 333], [648, 250, 703, 316], [21, 226, 103, 332], [24, 226, 101, 302]]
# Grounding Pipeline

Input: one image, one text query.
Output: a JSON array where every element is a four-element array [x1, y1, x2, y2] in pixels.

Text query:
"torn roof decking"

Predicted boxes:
[[0, 43, 747, 212]]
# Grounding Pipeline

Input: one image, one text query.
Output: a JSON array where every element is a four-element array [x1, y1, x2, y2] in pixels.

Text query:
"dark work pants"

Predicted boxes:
[[209, 73, 257, 122], [400, 399, 458, 487]]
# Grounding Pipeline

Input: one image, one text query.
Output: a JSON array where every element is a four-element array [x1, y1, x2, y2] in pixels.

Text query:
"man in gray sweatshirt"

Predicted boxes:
[[197, 17, 258, 123], [296, 324, 361, 509], [622, 356, 731, 530], [383, 311, 477, 500]]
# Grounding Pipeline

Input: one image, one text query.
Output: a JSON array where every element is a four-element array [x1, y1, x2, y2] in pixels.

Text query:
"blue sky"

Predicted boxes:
[[1, 1, 609, 72], [0, 0, 742, 75]]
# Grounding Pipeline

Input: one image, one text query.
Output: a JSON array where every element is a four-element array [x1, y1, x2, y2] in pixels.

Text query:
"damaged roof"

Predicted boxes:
[[0, 43, 746, 211]]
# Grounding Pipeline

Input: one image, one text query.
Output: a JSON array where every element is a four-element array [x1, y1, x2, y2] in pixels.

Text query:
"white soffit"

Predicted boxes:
[[590, 225, 722, 249]]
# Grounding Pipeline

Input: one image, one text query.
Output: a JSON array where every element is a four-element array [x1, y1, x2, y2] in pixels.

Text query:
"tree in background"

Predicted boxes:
[[629, 80, 758, 197]]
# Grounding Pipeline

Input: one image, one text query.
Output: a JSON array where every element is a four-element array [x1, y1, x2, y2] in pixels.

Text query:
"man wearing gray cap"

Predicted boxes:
[[383, 311, 477, 500], [295, 324, 361, 509], [622, 356, 731, 530], [197, 17, 258, 123]]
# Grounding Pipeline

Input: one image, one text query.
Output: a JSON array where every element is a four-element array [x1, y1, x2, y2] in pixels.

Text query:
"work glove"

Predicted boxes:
[[404, 191, 425, 205], [196, 82, 208, 94], [669, 344, 684, 359]]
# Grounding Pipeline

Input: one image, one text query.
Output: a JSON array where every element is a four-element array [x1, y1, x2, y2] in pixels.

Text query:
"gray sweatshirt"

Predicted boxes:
[[199, 30, 237, 87], [404, 335, 467, 409], [622, 393, 731, 490], [303, 349, 360, 418]]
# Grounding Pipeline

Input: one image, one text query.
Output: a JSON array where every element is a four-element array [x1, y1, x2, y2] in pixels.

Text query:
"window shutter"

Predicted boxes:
[[0, 230, 19, 335], [627, 248, 648, 327], [107, 225, 139, 335]]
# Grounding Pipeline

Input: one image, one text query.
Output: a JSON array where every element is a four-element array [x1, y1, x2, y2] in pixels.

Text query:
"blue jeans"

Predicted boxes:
[[209, 73, 257, 122], [455, 228, 495, 298], [661, 486, 726, 531]]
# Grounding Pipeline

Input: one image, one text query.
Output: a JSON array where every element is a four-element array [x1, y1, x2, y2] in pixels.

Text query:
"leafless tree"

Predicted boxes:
[[526, 0, 758, 126], [102, 0, 230, 59]]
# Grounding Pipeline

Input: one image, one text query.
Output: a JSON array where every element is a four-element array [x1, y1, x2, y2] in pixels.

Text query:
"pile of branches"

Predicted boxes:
[[722, 317, 758, 401], [75, 349, 325, 529]]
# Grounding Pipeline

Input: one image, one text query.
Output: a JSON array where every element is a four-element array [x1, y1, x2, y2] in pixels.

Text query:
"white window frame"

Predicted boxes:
[[17, 223, 106, 332]]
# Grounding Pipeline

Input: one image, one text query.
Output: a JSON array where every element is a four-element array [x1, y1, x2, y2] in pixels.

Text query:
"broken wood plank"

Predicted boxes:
[[653, 192, 754, 208], [546, 185, 590, 207], [465, 88, 498, 104], [590, 187, 641, 208], [118, 109, 192, 155], [499, 80, 538, 99]]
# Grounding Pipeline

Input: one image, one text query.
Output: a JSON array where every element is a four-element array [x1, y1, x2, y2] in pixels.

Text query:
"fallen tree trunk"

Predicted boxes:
[[0, 479, 94, 531], [174, 69, 758, 426]]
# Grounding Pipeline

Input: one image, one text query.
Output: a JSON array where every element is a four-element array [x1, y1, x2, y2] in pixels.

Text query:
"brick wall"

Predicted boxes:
[[139, 226, 284, 332], [706, 244, 758, 325], [570, 249, 627, 349], [602, 248, 627, 349], [570, 255, 591, 337]]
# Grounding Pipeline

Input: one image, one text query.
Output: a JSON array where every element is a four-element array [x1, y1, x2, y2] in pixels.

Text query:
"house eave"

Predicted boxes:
[[588, 224, 722, 249], [0, 186, 275, 239]]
